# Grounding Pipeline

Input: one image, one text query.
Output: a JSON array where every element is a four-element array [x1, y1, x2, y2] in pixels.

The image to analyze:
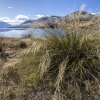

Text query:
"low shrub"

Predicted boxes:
[[22, 34, 33, 39], [19, 41, 28, 49]]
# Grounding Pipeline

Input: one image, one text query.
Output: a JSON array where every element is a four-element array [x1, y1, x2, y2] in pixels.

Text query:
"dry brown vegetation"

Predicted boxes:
[[0, 29, 100, 100]]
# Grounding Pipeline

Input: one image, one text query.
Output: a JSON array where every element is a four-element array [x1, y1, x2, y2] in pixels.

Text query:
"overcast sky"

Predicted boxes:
[[0, 0, 100, 25]]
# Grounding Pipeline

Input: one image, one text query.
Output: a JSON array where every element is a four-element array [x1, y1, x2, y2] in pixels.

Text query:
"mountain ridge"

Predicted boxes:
[[18, 11, 100, 28], [1, 11, 100, 28], [0, 21, 12, 28]]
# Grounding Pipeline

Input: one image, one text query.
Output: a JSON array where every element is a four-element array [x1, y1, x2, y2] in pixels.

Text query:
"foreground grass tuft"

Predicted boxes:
[[39, 29, 100, 100]]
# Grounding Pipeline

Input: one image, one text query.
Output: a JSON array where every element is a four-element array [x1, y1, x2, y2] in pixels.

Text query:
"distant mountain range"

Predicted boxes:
[[16, 11, 100, 28], [0, 21, 12, 28], [0, 11, 100, 28], [14, 15, 61, 28]]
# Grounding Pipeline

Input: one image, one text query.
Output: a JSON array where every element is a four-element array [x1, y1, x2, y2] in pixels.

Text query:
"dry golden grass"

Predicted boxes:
[[0, 30, 100, 100]]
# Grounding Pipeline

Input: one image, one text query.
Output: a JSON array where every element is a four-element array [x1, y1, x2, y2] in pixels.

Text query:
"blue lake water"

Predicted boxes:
[[0, 28, 47, 38], [0, 28, 99, 38]]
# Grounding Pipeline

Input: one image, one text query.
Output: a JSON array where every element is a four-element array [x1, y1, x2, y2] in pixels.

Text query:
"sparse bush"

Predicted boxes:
[[22, 33, 33, 39], [19, 41, 28, 49]]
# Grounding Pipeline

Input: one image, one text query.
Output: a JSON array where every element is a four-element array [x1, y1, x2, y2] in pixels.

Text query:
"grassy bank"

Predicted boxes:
[[0, 28, 100, 100]]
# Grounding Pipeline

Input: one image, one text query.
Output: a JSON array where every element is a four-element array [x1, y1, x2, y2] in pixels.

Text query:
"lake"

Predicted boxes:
[[0, 28, 47, 38], [0, 28, 99, 38]]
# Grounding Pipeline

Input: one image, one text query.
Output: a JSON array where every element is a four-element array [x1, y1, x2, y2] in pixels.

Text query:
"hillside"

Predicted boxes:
[[16, 16, 61, 28], [0, 21, 12, 28], [15, 11, 100, 29], [63, 11, 100, 28]]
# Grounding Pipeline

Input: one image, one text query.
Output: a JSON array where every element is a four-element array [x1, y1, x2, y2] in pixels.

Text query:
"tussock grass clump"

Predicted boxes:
[[39, 29, 100, 100], [22, 33, 33, 39], [19, 41, 28, 49]]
